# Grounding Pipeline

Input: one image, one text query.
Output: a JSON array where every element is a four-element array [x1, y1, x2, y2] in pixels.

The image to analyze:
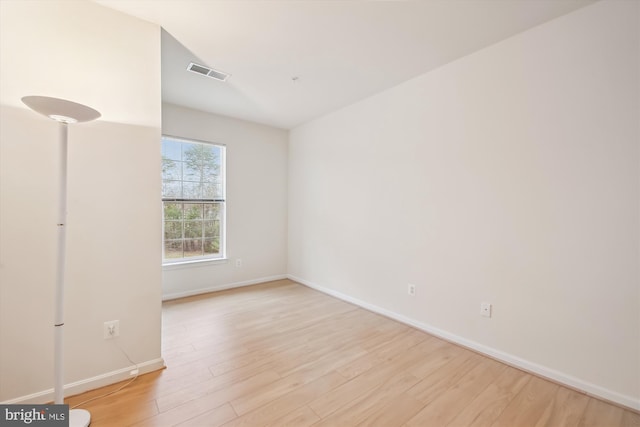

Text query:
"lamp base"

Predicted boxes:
[[69, 408, 91, 427]]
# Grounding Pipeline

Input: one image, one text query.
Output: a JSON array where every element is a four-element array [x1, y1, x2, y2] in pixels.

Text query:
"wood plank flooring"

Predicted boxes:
[[66, 279, 639, 426]]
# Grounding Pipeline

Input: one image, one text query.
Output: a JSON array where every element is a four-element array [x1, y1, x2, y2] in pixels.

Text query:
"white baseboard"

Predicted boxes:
[[2, 358, 165, 405], [288, 274, 640, 412], [162, 274, 288, 301]]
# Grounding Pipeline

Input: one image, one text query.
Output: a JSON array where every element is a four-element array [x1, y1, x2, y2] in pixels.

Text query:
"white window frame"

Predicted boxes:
[[161, 135, 226, 265]]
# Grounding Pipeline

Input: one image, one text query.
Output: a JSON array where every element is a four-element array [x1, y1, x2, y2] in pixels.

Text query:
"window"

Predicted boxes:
[[162, 136, 225, 262]]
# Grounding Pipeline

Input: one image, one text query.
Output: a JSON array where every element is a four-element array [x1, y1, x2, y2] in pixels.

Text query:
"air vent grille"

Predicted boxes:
[[187, 62, 230, 82]]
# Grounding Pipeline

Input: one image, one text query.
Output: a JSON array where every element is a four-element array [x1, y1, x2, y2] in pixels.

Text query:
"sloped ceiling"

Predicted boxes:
[[95, 0, 595, 129]]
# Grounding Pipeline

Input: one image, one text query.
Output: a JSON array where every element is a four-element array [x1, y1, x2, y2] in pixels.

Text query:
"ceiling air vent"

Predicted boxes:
[[187, 62, 230, 82]]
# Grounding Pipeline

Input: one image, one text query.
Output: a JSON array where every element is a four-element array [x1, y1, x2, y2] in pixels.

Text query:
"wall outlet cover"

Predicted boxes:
[[480, 303, 492, 318]]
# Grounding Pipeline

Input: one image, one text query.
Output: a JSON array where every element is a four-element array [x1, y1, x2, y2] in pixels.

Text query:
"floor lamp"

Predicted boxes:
[[22, 96, 101, 427]]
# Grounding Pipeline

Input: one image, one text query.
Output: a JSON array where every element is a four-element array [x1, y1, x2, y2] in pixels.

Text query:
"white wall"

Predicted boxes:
[[289, 0, 639, 409], [0, 1, 163, 402], [162, 103, 288, 299]]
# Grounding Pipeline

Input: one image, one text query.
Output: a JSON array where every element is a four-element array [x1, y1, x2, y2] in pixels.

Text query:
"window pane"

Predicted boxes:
[[162, 159, 181, 181], [203, 203, 220, 220], [183, 162, 203, 182], [203, 220, 218, 238], [204, 238, 219, 255], [184, 221, 202, 238], [164, 221, 182, 240], [183, 181, 202, 199], [164, 203, 183, 220], [202, 182, 222, 199], [183, 204, 203, 220], [162, 139, 182, 161], [202, 172, 219, 184], [183, 239, 203, 258], [183, 144, 220, 181], [162, 180, 182, 198], [164, 240, 183, 258]]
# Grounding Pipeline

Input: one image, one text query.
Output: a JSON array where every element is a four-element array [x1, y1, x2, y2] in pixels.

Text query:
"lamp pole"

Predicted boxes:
[[22, 96, 101, 427]]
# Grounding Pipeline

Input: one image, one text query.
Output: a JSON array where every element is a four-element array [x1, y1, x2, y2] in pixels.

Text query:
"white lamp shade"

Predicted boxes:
[[22, 96, 101, 123]]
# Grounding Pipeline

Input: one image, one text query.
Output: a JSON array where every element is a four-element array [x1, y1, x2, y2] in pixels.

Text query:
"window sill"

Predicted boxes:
[[162, 258, 228, 270]]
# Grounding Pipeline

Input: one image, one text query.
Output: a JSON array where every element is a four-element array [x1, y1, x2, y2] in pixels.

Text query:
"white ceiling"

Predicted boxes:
[[95, 0, 595, 130]]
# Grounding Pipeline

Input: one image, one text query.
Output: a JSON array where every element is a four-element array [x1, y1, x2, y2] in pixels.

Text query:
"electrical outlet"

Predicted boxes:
[[408, 284, 416, 296], [235, 258, 242, 267], [480, 303, 492, 318], [103, 320, 120, 339]]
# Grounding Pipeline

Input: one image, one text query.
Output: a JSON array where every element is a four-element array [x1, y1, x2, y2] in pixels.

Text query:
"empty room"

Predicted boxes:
[[0, 0, 638, 426]]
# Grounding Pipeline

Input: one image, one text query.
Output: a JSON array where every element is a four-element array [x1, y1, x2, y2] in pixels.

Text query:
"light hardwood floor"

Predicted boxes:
[[66, 279, 639, 426]]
